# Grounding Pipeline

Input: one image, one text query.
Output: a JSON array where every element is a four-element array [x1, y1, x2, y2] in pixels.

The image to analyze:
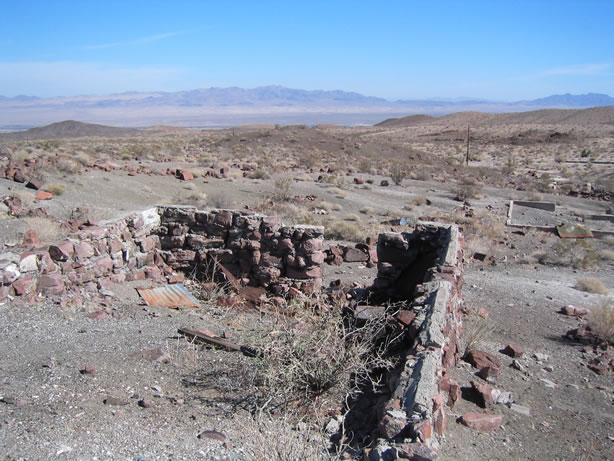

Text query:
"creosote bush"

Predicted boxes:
[[389, 163, 407, 186], [589, 298, 614, 344], [248, 300, 396, 410], [273, 176, 295, 202]]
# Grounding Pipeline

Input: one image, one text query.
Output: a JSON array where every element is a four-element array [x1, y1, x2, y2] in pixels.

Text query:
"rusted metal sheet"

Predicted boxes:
[[137, 284, 200, 308], [556, 223, 594, 239]]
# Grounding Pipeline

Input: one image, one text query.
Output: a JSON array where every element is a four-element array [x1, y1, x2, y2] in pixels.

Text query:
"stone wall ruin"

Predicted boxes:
[[0, 206, 464, 459]]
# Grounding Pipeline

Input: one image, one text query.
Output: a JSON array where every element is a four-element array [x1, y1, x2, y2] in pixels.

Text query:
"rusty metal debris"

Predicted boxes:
[[137, 283, 200, 308]]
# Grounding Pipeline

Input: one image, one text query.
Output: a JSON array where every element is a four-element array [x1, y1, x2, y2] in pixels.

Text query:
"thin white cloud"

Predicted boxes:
[[0, 61, 182, 97], [82, 30, 188, 50], [542, 63, 613, 76]]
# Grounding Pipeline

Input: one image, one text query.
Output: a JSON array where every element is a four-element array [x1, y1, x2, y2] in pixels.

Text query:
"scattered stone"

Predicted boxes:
[[533, 353, 550, 362], [22, 229, 40, 247], [471, 381, 498, 408], [80, 364, 97, 375], [543, 365, 554, 372], [508, 403, 531, 416], [395, 310, 416, 327], [459, 412, 503, 432], [380, 180, 390, 187], [177, 170, 194, 180], [36, 273, 64, 295], [87, 310, 109, 320], [103, 396, 129, 406], [138, 399, 155, 408], [26, 178, 44, 190], [540, 378, 556, 389], [501, 344, 524, 358], [35, 190, 53, 201], [198, 430, 226, 441], [465, 349, 501, 370], [495, 391, 513, 405], [477, 365, 501, 381], [132, 348, 172, 363], [510, 359, 524, 371], [560, 305, 589, 317]]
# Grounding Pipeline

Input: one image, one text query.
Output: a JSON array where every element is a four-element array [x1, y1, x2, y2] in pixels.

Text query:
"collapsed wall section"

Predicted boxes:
[[367, 222, 464, 460], [0, 206, 325, 303]]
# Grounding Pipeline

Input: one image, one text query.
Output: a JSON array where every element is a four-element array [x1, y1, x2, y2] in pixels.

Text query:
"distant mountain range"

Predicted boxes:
[[0, 86, 612, 129]]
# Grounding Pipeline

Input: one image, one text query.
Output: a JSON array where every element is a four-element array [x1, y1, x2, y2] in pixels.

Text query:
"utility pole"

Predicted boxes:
[[465, 125, 470, 166]]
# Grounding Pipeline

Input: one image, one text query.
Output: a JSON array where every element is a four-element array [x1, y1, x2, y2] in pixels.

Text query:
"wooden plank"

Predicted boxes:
[[178, 327, 259, 357]]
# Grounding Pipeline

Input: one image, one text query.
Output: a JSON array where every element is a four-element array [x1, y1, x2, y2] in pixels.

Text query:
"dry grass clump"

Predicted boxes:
[[575, 277, 609, 295], [45, 183, 66, 196], [324, 220, 365, 242], [589, 298, 614, 344], [601, 249, 614, 262], [252, 168, 269, 180], [461, 309, 494, 356], [328, 187, 348, 199], [412, 195, 427, 206], [9, 190, 36, 207], [345, 213, 360, 222], [21, 217, 65, 244], [359, 206, 375, 215], [238, 412, 335, 461]]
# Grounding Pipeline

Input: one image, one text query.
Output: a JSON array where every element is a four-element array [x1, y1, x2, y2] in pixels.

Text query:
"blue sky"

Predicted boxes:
[[1, 0, 613, 100]]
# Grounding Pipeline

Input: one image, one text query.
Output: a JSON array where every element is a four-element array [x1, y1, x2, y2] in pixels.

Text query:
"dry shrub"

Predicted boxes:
[[389, 163, 407, 186], [589, 299, 614, 344], [21, 217, 65, 244], [248, 301, 396, 410], [601, 249, 614, 262], [345, 213, 360, 222], [209, 192, 231, 209], [575, 277, 609, 295], [177, 192, 208, 209], [470, 214, 505, 239], [252, 168, 269, 180], [56, 157, 81, 174], [535, 240, 601, 270], [273, 176, 295, 202], [45, 183, 66, 196], [454, 177, 482, 201], [324, 221, 365, 242]]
